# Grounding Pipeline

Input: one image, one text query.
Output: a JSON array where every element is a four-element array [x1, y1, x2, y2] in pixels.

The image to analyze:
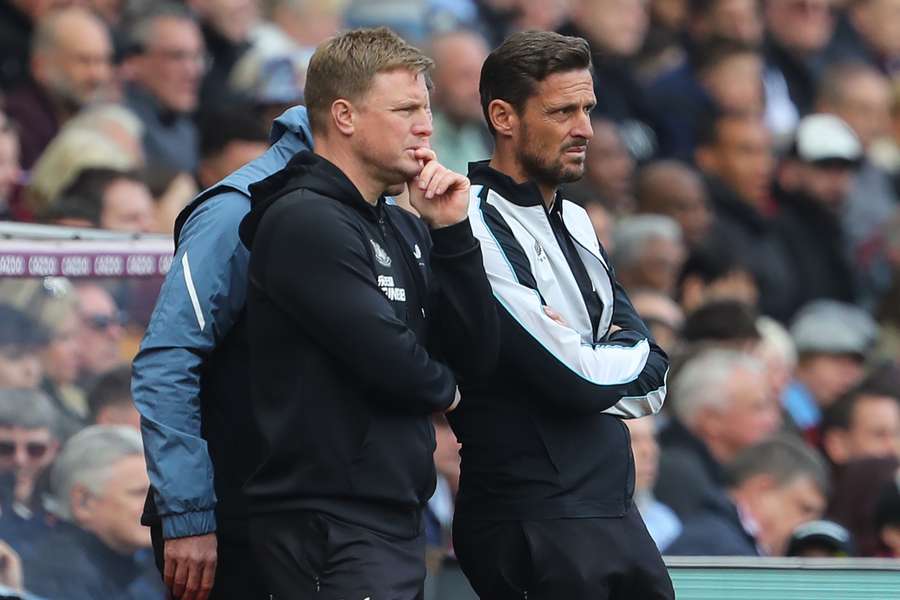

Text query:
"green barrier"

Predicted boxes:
[[666, 557, 900, 600]]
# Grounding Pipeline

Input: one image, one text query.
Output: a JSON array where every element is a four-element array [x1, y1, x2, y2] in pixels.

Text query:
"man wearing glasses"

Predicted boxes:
[[74, 283, 126, 389]]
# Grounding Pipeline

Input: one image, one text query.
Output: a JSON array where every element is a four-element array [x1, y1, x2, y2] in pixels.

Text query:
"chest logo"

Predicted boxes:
[[371, 240, 392, 267], [534, 240, 547, 262], [413, 244, 422, 259]]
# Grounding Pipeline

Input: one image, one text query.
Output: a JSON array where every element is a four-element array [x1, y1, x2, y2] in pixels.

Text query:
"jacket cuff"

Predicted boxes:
[[430, 218, 478, 258], [161, 510, 217, 539]]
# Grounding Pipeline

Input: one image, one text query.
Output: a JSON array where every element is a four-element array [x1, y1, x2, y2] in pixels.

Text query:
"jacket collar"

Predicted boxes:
[[468, 160, 559, 209]]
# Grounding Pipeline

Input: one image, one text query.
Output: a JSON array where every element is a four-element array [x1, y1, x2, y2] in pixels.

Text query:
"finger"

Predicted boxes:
[[432, 171, 468, 198], [412, 147, 436, 163], [171, 560, 190, 599], [417, 160, 443, 191], [426, 169, 455, 199], [181, 560, 204, 600], [196, 557, 217, 600], [163, 552, 177, 591]]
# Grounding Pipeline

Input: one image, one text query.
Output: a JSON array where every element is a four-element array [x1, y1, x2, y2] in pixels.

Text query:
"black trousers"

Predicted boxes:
[[249, 510, 426, 600], [452, 505, 675, 600], [151, 517, 268, 600]]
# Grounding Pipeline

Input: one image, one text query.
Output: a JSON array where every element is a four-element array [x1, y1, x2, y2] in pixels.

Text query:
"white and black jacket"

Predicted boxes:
[[448, 161, 668, 521]]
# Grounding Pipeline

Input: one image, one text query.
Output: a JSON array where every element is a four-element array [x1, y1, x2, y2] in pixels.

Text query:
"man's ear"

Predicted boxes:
[[331, 99, 355, 136], [488, 99, 517, 138], [70, 484, 96, 523]]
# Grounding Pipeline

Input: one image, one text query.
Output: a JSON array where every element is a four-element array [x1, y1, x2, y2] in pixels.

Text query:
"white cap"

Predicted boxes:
[[793, 114, 863, 164]]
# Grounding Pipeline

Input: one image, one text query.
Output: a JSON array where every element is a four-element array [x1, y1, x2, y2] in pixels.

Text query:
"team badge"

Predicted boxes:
[[371, 240, 392, 267], [413, 244, 422, 259]]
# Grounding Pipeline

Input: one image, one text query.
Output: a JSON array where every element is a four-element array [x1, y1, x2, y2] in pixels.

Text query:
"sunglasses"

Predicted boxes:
[[0, 440, 49, 460], [83, 311, 127, 331]]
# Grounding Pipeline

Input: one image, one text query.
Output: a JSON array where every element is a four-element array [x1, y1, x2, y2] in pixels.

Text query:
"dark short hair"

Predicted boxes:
[[727, 434, 830, 497], [693, 37, 760, 74], [198, 105, 268, 160], [822, 372, 900, 434], [87, 365, 134, 423], [0, 303, 50, 349], [682, 299, 760, 343], [479, 30, 593, 136], [54, 168, 144, 226]]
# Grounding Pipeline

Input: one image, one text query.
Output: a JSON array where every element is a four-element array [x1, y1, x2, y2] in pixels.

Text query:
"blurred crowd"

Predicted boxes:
[[1, 0, 900, 597]]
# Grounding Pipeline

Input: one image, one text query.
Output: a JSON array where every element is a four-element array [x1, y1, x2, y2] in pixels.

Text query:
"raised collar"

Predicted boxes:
[[467, 160, 560, 210]]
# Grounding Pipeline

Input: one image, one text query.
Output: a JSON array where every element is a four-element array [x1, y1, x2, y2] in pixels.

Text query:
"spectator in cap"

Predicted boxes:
[[3, 7, 114, 169], [656, 349, 781, 520], [821, 383, 900, 469], [626, 416, 683, 551], [612, 214, 686, 297], [23, 425, 160, 600], [196, 106, 269, 191], [782, 300, 876, 443], [828, 455, 899, 556], [427, 30, 491, 177], [773, 113, 864, 318], [0, 305, 50, 390], [875, 470, 900, 557], [0, 389, 61, 556], [667, 434, 829, 556], [0, 112, 21, 221], [122, 3, 205, 173], [677, 242, 759, 314], [786, 520, 855, 557], [635, 160, 713, 249]]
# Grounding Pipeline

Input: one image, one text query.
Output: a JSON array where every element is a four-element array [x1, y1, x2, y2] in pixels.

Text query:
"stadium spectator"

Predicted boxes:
[[680, 299, 761, 349], [635, 160, 712, 248], [4, 7, 114, 169], [190, 0, 259, 110], [52, 168, 155, 233], [762, 0, 836, 141], [630, 288, 685, 353], [0, 113, 21, 221], [427, 30, 492, 175], [559, 0, 662, 160], [25, 425, 159, 600], [87, 366, 140, 430], [816, 63, 897, 305], [0, 390, 61, 565], [677, 240, 759, 313], [612, 214, 686, 296], [656, 350, 781, 519], [25, 127, 136, 222], [0, 0, 80, 91], [63, 103, 145, 166], [197, 106, 270, 191], [756, 315, 798, 401], [783, 300, 876, 442], [821, 385, 900, 467], [667, 435, 829, 556], [122, 3, 205, 172], [0, 305, 48, 390], [580, 117, 637, 215], [695, 112, 794, 320], [74, 284, 125, 387], [828, 455, 900, 556], [143, 166, 198, 235], [773, 114, 863, 317], [828, 0, 900, 78], [875, 211, 900, 362], [626, 416, 683, 552], [684, 0, 764, 48], [786, 520, 856, 557], [652, 39, 765, 161]]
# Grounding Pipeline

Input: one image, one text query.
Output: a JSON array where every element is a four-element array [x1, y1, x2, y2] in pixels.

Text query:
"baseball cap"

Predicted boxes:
[[791, 114, 863, 166], [789, 300, 877, 357], [786, 520, 855, 557]]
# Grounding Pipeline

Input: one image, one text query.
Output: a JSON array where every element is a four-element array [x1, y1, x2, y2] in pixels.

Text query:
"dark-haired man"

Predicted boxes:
[[450, 30, 673, 599], [240, 27, 498, 600]]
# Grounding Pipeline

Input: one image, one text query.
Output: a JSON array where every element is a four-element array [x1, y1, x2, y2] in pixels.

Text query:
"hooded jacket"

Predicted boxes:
[[132, 106, 314, 539], [238, 151, 498, 538]]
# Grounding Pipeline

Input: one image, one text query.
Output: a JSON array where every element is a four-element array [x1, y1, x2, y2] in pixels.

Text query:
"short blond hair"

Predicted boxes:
[[304, 27, 433, 135]]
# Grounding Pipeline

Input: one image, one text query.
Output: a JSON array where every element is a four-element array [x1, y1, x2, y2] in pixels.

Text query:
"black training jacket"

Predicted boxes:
[[238, 151, 498, 537]]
